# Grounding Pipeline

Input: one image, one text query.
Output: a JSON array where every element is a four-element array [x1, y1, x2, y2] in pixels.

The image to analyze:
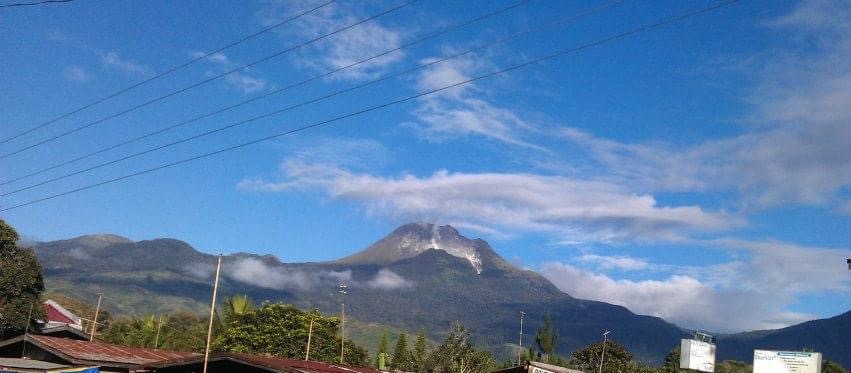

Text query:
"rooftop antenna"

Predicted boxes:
[[598, 330, 610, 373]]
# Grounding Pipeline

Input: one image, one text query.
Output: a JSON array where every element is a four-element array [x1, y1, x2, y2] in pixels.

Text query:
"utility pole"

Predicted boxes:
[[518, 311, 525, 365], [305, 314, 315, 361], [203, 255, 223, 373], [339, 283, 347, 365], [21, 303, 33, 358], [90, 293, 102, 342], [598, 330, 610, 373]]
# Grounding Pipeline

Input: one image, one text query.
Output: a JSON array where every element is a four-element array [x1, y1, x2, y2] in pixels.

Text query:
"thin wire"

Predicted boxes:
[[0, 1, 334, 144], [1, 0, 618, 196], [0, 0, 740, 212], [0, 0, 71, 8], [0, 0, 418, 158], [1, 0, 536, 187]]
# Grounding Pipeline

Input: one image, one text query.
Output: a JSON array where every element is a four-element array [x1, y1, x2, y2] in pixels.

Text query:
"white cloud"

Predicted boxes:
[[560, 1, 851, 209], [239, 161, 742, 244], [260, 0, 405, 81], [225, 257, 351, 291], [192, 51, 268, 94], [406, 57, 546, 150], [577, 254, 650, 271], [541, 237, 851, 332], [222, 258, 411, 292], [366, 269, 413, 290], [101, 51, 155, 77], [63, 65, 92, 82], [540, 262, 813, 332]]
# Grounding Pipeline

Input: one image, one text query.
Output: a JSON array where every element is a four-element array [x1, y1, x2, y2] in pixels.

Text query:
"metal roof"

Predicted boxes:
[[0, 334, 199, 368], [0, 357, 70, 370], [146, 353, 403, 373]]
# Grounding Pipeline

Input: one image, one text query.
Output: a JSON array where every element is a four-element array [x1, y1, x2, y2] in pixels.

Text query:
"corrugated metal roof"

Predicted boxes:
[[146, 353, 404, 373], [0, 357, 70, 370], [27, 335, 199, 366]]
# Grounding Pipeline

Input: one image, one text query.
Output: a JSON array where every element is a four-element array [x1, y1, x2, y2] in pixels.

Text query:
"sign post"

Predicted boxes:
[[753, 350, 822, 373]]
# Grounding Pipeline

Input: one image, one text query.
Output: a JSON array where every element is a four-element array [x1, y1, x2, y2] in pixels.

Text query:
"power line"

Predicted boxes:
[[0, 0, 71, 8], [0, 0, 740, 213], [0, 1, 334, 144], [0, 0, 418, 158], [1, 0, 538, 187], [1, 0, 619, 196]]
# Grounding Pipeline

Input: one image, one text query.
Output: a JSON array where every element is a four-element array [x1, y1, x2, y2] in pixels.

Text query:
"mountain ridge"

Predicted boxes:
[[25, 223, 851, 366]]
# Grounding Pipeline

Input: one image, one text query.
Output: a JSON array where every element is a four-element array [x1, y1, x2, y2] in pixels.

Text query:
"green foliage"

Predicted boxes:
[[823, 360, 848, 373], [214, 302, 369, 366], [535, 314, 558, 363], [222, 294, 254, 324], [426, 322, 496, 373], [392, 332, 412, 371], [0, 219, 45, 337], [569, 339, 635, 373], [715, 360, 752, 373], [660, 346, 686, 373], [412, 329, 429, 372], [102, 313, 208, 351]]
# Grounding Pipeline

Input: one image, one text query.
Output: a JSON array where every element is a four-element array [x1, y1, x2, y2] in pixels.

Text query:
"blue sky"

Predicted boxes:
[[2, 0, 851, 333]]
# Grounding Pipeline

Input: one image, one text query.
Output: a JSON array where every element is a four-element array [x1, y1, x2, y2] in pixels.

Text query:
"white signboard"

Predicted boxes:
[[680, 339, 716, 372], [753, 350, 822, 373], [530, 367, 554, 373]]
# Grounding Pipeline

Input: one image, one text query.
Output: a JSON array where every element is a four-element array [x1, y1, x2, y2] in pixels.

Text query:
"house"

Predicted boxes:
[[143, 353, 399, 373], [492, 361, 585, 373], [0, 356, 97, 372], [41, 300, 84, 331], [0, 335, 198, 373]]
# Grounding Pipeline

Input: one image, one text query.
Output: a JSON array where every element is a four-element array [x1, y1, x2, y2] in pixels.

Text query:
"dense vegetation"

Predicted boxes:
[[0, 219, 45, 337]]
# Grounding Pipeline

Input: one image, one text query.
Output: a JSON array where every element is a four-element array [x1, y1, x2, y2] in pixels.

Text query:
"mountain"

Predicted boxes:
[[30, 223, 688, 363], [718, 311, 851, 367]]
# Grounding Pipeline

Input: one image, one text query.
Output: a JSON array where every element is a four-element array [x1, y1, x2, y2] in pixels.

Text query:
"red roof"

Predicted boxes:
[[28, 334, 199, 366], [45, 303, 78, 325]]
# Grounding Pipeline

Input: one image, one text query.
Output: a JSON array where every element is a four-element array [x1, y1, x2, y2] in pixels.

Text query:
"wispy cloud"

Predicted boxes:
[[576, 254, 651, 271], [101, 51, 155, 77], [191, 51, 269, 94], [238, 161, 742, 244], [406, 56, 546, 150], [259, 0, 405, 81], [63, 65, 92, 82]]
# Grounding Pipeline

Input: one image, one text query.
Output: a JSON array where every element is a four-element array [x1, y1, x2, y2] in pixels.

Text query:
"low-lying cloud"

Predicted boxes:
[[203, 257, 414, 292]]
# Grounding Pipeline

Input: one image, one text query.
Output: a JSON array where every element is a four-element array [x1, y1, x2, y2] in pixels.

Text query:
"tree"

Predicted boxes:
[[412, 329, 429, 372], [569, 339, 634, 373], [392, 332, 412, 371], [0, 219, 45, 337], [377, 330, 390, 368], [823, 360, 849, 373], [214, 302, 369, 366], [660, 346, 687, 373], [222, 294, 254, 324], [426, 322, 495, 373], [715, 360, 751, 373], [535, 314, 558, 363]]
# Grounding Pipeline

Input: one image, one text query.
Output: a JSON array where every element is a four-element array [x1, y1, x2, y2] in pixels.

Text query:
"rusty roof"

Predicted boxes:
[[0, 334, 199, 368], [147, 352, 400, 373]]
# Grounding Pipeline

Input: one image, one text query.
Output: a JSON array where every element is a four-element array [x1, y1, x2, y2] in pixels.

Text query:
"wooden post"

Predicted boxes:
[[203, 255, 222, 373], [305, 316, 314, 361], [90, 293, 102, 342]]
